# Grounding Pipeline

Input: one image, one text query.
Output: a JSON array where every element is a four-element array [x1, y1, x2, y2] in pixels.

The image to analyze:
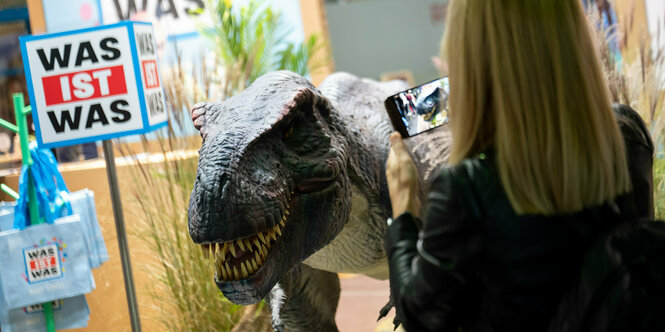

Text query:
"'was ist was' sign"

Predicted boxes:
[[20, 21, 167, 148]]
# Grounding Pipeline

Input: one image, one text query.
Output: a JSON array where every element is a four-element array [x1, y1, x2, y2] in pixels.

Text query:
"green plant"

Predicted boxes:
[[275, 34, 326, 77], [191, 0, 325, 99]]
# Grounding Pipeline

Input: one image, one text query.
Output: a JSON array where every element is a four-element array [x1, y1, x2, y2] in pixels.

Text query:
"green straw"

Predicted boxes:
[[12, 93, 55, 332]]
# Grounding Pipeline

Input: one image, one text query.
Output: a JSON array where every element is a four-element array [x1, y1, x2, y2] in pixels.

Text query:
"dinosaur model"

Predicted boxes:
[[188, 71, 451, 331]]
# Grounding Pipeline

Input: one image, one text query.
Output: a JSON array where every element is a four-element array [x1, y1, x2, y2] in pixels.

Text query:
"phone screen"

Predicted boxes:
[[385, 77, 449, 137]]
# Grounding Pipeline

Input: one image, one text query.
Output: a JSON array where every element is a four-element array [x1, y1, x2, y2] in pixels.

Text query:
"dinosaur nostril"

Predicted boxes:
[[219, 174, 231, 193]]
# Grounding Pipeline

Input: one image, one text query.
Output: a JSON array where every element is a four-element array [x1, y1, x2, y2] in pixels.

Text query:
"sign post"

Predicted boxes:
[[20, 21, 168, 332], [102, 139, 140, 331]]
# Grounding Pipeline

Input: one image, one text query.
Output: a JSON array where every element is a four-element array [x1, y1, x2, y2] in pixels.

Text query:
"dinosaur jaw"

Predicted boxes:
[[202, 219, 284, 282], [207, 175, 347, 305], [205, 176, 336, 283], [200, 193, 290, 302], [205, 204, 290, 305]]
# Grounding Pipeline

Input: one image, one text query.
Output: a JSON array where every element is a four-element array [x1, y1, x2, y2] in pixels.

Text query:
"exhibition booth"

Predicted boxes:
[[0, 0, 660, 331]]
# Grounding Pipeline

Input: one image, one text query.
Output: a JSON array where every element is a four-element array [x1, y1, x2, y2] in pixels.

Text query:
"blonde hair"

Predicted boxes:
[[442, 0, 631, 215]]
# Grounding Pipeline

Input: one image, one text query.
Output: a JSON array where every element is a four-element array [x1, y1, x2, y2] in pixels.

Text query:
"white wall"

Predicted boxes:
[[96, 0, 304, 63], [326, 0, 449, 85], [645, 0, 665, 52]]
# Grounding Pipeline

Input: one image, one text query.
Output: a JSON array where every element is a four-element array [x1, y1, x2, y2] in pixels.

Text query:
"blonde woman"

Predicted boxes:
[[384, 0, 653, 331]]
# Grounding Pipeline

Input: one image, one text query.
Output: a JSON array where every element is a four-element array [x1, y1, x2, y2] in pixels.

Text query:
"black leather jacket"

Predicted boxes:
[[385, 105, 654, 332]]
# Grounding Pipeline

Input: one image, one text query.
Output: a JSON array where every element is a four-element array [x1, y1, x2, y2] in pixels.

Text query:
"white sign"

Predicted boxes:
[[20, 21, 168, 148], [133, 23, 168, 126], [100, 0, 204, 37]]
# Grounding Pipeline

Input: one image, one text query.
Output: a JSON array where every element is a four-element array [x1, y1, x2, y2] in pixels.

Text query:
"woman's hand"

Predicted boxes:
[[386, 132, 420, 219]]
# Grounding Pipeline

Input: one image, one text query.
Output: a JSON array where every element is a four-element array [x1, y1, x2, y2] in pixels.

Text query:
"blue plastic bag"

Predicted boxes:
[[0, 144, 94, 308], [0, 295, 89, 332], [0, 202, 92, 330], [69, 189, 108, 268], [14, 144, 72, 229], [84, 190, 108, 267], [0, 214, 95, 309], [0, 202, 16, 231], [1, 190, 107, 269]]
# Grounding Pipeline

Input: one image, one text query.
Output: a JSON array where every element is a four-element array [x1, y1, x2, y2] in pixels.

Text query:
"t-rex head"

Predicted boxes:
[[188, 71, 352, 304]]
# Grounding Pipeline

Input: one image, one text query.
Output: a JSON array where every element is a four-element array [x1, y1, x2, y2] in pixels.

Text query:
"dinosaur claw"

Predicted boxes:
[[393, 316, 402, 330], [377, 299, 394, 321]]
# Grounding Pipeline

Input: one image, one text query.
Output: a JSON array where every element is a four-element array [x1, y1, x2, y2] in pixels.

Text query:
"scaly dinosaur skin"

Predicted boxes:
[[188, 71, 451, 331]]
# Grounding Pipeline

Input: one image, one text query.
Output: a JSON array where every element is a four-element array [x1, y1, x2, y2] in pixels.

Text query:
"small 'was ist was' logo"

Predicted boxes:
[[23, 243, 63, 283], [24, 300, 62, 314]]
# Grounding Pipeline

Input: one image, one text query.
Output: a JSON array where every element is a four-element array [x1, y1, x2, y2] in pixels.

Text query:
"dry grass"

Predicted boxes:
[[117, 78, 249, 330], [114, 0, 324, 330], [588, 1, 665, 217]]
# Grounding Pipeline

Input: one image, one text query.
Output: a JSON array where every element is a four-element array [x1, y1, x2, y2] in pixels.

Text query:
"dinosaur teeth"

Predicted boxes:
[[241, 262, 248, 278], [221, 263, 228, 280], [252, 258, 258, 271], [232, 266, 238, 280], [218, 262, 224, 278], [210, 210, 292, 281], [216, 251, 270, 281], [221, 243, 228, 259], [247, 261, 254, 274], [258, 232, 267, 244]]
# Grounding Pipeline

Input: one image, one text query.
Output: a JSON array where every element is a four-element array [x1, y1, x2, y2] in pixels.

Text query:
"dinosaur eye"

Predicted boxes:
[[283, 123, 294, 139]]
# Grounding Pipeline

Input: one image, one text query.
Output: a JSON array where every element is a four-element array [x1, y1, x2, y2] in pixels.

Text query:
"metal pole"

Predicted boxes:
[[102, 140, 141, 332]]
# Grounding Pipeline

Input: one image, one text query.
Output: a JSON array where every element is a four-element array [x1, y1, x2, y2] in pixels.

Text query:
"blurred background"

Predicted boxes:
[[0, 0, 662, 331]]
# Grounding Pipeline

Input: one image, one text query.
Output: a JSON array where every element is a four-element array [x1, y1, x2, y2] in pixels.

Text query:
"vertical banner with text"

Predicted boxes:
[[133, 23, 167, 127]]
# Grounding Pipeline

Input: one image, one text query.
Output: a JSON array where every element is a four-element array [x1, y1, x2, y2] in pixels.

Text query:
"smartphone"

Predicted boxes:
[[384, 77, 449, 137]]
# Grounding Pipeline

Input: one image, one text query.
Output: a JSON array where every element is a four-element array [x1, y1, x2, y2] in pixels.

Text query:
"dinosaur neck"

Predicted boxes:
[[305, 73, 451, 278], [318, 74, 397, 218], [303, 111, 451, 278], [302, 182, 389, 279], [301, 81, 393, 277]]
